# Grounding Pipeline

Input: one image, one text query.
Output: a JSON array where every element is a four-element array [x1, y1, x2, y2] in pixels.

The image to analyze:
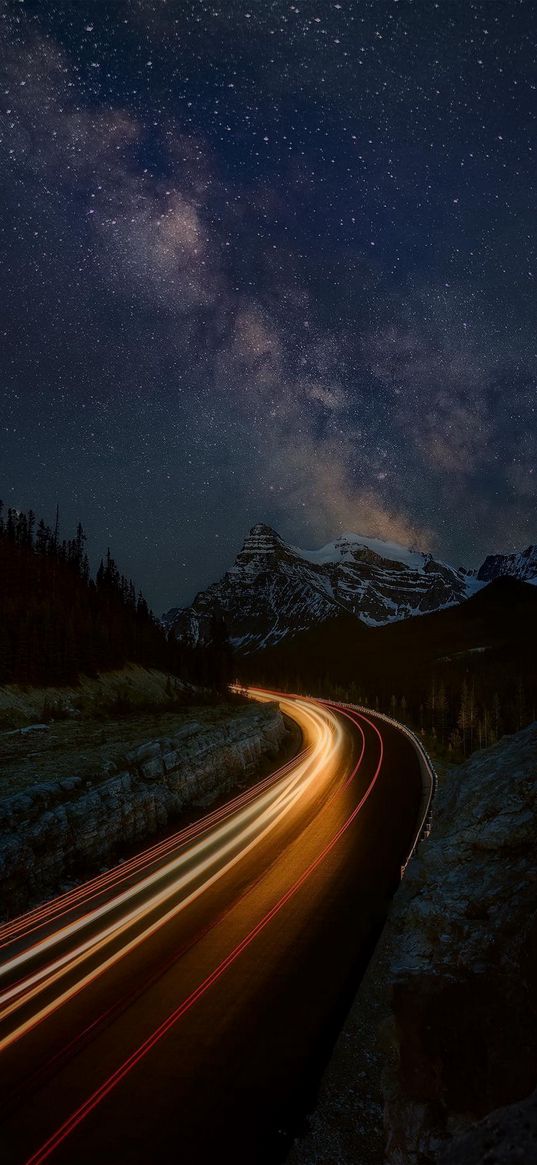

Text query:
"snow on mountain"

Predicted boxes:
[[293, 532, 427, 571], [164, 523, 484, 653], [477, 544, 537, 585]]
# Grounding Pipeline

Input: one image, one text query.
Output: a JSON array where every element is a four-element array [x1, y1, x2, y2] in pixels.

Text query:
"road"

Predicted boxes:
[[0, 689, 423, 1165]]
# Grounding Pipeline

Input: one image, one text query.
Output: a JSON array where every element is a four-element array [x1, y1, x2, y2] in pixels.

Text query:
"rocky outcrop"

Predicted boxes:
[[439, 1088, 537, 1165], [383, 723, 537, 1163], [287, 722, 537, 1165], [0, 702, 288, 918]]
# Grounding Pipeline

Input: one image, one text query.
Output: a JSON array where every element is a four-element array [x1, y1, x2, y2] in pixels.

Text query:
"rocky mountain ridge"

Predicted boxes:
[[164, 524, 486, 652], [165, 525, 537, 652]]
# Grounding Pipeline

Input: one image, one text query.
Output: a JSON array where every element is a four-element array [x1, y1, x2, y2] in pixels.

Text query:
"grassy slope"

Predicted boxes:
[[0, 665, 192, 730]]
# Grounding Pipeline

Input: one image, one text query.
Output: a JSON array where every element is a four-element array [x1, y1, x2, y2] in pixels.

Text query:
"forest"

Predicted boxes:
[[240, 577, 537, 761], [0, 504, 231, 691]]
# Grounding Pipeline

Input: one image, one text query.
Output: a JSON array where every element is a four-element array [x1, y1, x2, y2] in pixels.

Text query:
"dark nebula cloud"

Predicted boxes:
[[1, 0, 536, 609]]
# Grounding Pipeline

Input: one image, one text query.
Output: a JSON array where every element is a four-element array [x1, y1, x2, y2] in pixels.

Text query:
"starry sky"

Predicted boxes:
[[1, 0, 536, 612]]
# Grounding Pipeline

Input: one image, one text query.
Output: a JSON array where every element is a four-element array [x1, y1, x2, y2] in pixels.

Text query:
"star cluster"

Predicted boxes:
[[1, 0, 536, 609]]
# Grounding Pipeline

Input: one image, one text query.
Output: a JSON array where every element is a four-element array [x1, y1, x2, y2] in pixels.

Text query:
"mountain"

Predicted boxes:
[[477, 544, 537, 584], [164, 523, 481, 652]]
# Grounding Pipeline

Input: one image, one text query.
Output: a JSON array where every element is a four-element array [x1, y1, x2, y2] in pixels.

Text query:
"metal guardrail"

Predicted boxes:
[[323, 700, 438, 874]]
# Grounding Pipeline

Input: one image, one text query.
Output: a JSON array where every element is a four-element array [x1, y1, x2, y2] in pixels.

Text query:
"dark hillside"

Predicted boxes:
[[242, 578, 537, 757]]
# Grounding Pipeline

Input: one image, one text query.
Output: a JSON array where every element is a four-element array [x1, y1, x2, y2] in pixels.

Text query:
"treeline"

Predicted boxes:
[[0, 504, 232, 690], [277, 674, 533, 762], [247, 665, 534, 762], [241, 579, 537, 761]]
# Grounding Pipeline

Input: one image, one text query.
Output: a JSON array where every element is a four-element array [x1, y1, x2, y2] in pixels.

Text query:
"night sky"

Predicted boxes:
[[1, 0, 536, 612]]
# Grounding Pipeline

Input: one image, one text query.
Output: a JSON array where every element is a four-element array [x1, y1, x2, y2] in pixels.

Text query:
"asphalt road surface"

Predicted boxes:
[[0, 689, 423, 1164]]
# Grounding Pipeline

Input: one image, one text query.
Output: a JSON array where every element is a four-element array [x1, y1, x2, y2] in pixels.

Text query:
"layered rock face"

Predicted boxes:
[[164, 524, 478, 651], [0, 702, 287, 918], [384, 723, 537, 1163], [163, 525, 342, 650]]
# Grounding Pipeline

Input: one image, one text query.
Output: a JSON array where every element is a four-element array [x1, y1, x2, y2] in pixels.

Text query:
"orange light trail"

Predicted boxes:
[[0, 695, 343, 1052], [22, 701, 381, 1165]]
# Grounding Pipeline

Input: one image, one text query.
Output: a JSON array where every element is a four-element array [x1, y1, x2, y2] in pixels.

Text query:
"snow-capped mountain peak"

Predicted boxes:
[[164, 524, 484, 652], [292, 531, 430, 571], [227, 524, 286, 573]]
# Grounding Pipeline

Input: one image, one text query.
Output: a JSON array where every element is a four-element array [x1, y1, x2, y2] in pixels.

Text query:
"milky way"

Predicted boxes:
[[1, 0, 536, 610]]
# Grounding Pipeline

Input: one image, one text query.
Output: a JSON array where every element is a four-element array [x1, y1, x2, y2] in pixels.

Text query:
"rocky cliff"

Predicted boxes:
[[0, 702, 288, 918], [383, 722, 537, 1163], [288, 722, 537, 1165]]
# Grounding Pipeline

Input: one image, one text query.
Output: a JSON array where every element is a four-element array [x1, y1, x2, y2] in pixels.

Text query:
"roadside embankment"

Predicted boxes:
[[0, 692, 291, 918], [288, 722, 537, 1164]]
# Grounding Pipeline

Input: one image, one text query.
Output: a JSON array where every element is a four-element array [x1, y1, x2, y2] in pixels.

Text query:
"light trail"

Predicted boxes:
[[0, 696, 344, 1052], [1, 746, 313, 992], [0, 689, 423, 1165], [20, 700, 382, 1165], [0, 746, 310, 951]]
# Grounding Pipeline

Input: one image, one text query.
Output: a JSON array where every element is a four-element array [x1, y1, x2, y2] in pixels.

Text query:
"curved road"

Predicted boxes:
[[0, 690, 422, 1165]]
